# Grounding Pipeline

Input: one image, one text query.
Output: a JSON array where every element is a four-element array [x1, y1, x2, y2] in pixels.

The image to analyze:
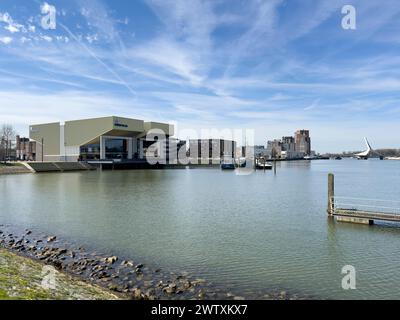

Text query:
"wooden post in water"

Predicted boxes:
[[274, 160, 277, 175], [327, 173, 334, 215]]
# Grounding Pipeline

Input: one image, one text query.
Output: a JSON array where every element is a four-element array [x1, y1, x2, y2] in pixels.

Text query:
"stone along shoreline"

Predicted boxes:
[[0, 224, 308, 300]]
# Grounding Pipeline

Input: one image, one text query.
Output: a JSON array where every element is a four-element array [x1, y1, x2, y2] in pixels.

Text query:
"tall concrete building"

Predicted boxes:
[[189, 139, 236, 164], [295, 130, 311, 156], [281, 136, 296, 152]]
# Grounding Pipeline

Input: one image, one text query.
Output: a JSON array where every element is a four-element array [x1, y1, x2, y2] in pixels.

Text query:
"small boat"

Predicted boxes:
[[255, 159, 273, 170], [221, 157, 235, 170], [304, 155, 317, 160], [335, 156, 342, 160], [235, 157, 247, 168]]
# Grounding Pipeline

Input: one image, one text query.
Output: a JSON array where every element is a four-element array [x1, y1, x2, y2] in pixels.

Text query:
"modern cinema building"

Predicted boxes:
[[29, 116, 175, 162]]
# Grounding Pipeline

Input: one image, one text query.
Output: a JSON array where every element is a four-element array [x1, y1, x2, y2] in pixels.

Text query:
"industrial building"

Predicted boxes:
[[266, 130, 312, 159], [16, 135, 36, 161], [189, 139, 237, 164]]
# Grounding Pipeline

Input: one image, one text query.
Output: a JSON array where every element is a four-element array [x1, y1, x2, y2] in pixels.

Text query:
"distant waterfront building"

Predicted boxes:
[[16, 135, 36, 161], [295, 130, 311, 156], [281, 136, 296, 152], [238, 145, 266, 158], [254, 145, 267, 157], [29, 116, 178, 163], [266, 139, 282, 158], [265, 130, 312, 159], [189, 139, 237, 164], [280, 150, 305, 160]]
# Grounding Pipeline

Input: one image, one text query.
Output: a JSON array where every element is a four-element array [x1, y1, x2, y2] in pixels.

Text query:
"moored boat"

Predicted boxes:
[[235, 157, 247, 168], [255, 158, 273, 170], [221, 156, 235, 170]]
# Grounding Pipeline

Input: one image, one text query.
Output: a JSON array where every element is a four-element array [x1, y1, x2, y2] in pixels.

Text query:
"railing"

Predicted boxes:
[[332, 196, 400, 216]]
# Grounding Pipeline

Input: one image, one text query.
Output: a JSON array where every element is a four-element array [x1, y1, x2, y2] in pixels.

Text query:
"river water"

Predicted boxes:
[[1, 159, 400, 299]]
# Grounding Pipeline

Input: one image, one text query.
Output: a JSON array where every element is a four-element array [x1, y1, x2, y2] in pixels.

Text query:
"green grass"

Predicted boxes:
[[0, 249, 121, 300], [0, 162, 25, 167]]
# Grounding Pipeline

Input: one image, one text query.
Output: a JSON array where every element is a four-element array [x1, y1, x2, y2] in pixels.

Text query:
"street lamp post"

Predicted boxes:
[[41, 138, 44, 162]]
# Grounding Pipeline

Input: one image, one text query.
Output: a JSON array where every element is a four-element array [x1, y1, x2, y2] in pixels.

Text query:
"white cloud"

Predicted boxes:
[[303, 99, 320, 111], [0, 11, 26, 33], [130, 38, 204, 86], [5, 24, 19, 33], [86, 34, 98, 43], [270, 93, 292, 101], [139, 0, 220, 87], [76, 0, 119, 42], [41, 35, 53, 42], [0, 90, 159, 128], [0, 12, 12, 23], [0, 37, 13, 44], [80, 7, 90, 17], [20, 37, 31, 44]]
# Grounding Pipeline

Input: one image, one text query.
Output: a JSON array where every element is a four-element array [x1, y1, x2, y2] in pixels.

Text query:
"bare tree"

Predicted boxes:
[[0, 136, 5, 163], [0, 124, 16, 163]]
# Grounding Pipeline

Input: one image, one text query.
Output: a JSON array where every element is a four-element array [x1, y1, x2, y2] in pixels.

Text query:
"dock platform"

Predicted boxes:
[[327, 173, 400, 225]]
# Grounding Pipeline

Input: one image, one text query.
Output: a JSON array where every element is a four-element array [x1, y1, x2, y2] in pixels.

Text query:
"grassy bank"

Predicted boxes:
[[0, 249, 121, 300], [0, 162, 25, 167], [0, 163, 31, 174]]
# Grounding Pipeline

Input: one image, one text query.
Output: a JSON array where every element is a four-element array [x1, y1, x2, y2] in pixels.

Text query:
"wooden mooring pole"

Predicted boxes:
[[327, 173, 334, 215]]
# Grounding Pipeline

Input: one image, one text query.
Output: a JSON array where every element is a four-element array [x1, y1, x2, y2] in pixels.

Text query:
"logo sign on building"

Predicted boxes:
[[114, 119, 128, 128]]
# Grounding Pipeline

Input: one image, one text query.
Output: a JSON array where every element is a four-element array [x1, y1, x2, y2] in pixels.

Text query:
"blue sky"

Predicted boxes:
[[1, 0, 400, 152]]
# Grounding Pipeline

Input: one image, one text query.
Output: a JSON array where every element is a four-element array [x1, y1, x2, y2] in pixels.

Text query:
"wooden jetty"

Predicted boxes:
[[327, 173, 400, 225]]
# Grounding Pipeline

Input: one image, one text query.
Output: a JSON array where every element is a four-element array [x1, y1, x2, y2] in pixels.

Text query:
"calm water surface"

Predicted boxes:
[[1, 159, 400, 299]]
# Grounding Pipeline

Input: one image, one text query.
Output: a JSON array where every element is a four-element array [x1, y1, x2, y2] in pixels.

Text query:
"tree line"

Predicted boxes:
[[0, 124, 17, 163]]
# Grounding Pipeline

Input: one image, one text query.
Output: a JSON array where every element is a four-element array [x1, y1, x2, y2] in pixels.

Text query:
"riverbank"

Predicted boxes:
[[0, 163, 31, 175], [0, 224, 305, 300], [0, 248, 120, 299]]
